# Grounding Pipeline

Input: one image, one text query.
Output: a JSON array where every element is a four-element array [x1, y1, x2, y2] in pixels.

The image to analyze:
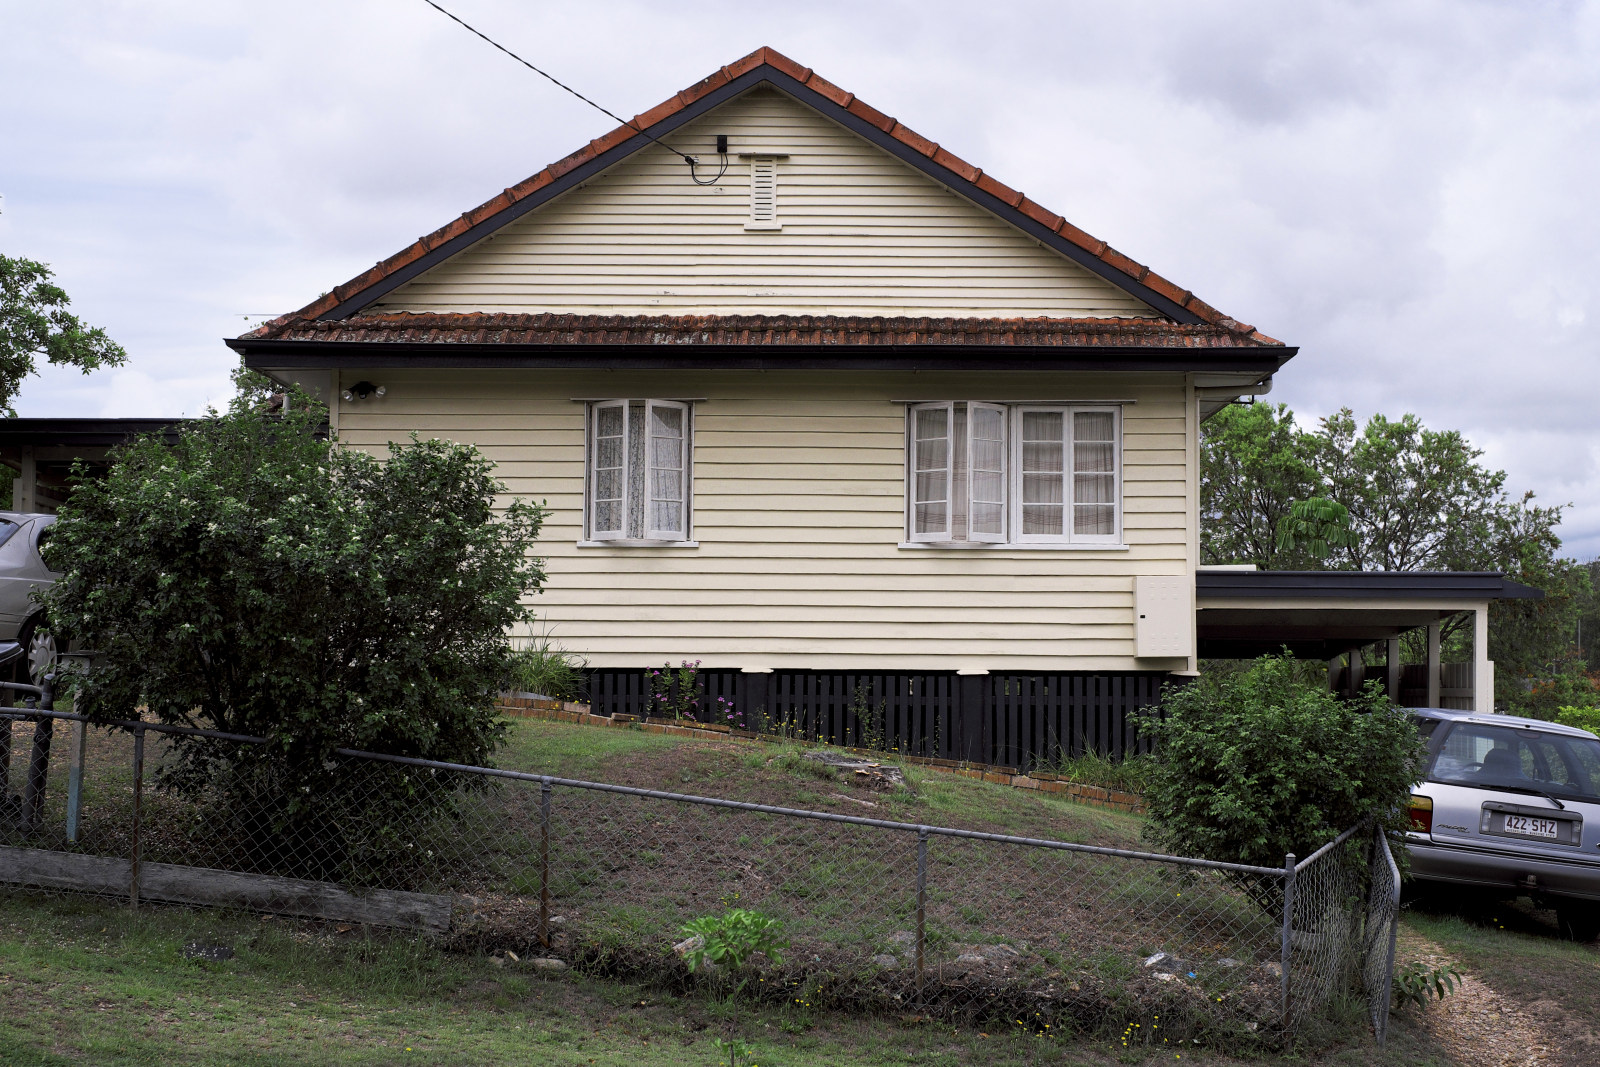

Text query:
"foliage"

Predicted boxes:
[[1274, 497, 1355, 560], [710, 1036, 758, 1067], [1201, 403, 1577, 694], [1140, 653, 1429, 870], [1390, 961, 1463, 1012], [509, 634, 587, 701], [1200, 403, 1320, 569], [42, 395, 547, 872], [1507, 669, 1600, 721], [0, 254, 128, 416], [680, 909, 789, 974], [1554, 705, 1600, 735], [1036, 751, 1156, 795], [648, 659, 703, 720]]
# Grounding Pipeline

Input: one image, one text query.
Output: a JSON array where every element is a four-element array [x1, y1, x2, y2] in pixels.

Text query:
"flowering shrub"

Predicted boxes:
[[648, 659, 702, 720]]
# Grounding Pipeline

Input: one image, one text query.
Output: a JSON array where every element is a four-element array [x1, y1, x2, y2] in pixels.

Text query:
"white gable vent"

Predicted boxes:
[[743, 154, 782, 231]]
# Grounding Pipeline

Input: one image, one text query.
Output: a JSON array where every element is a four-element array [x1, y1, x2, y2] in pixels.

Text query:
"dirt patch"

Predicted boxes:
[[1400, 930, 1592, 1067]]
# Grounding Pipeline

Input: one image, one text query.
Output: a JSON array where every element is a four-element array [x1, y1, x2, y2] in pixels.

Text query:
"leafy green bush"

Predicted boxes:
[[1511, 669, 1600, 720], [1555, 706, 1600, 735], [1391, 961, 1463, 1012], [679, 908, 788, 974], [1141, 653, 1429, 869], [43, 398, 546, 874], [509, 635, 586, 701]]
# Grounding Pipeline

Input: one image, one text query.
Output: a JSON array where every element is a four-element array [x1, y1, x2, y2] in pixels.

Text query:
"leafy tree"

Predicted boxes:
[[1142, 654, 1428, 880], [1200, 403, 1319, 568], [1274, 497, 1355, 561], [0, 255, 127, 415], [1201, 403, 1575, 695], [42, 395, 546, 874]]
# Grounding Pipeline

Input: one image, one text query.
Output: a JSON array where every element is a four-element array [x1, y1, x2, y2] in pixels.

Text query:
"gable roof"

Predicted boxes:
[[241, 47, 1282, 349]]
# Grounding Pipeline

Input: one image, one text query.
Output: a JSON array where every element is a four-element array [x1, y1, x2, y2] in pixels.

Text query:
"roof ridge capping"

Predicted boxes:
[[243, 46, 1281, 346]]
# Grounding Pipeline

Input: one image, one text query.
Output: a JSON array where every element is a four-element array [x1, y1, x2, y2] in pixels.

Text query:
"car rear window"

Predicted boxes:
[[1429, 722, 1600, 801], [0, 520, 16, 550]]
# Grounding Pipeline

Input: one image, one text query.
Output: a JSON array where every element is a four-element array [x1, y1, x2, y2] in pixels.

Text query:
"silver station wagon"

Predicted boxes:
[[0, 512, 60, 683], [1407, 707, 1600, 941]]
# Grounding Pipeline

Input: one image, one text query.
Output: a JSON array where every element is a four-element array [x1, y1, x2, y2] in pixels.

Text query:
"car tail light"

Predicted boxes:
[[1409, 794, 1434, 833]]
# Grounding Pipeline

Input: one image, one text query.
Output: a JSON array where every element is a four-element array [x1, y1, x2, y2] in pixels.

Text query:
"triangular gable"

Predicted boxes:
[[254, 47, 1275, 344]]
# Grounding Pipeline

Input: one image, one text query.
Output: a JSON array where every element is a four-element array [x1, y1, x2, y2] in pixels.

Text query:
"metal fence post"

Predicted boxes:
[[915, 826, 929, 990], [129, 724, 145, 908], [21, 680, 55, 836], [1279, 852, 1296, 1031], [539, 776, 552, 949], [1375, 826, 1400, 1047]]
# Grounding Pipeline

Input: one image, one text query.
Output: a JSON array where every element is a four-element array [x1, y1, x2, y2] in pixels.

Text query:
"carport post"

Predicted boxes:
[[1386, 638, 1402, 705], [1473, 603, 1494, 714], [1426, 622, 1441, 707]]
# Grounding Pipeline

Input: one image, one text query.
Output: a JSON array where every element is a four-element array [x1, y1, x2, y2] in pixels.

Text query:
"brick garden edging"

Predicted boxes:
[[495, 696, 1144, 815]]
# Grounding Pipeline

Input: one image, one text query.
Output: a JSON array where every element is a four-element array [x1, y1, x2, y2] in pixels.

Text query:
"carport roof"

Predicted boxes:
[[1195, 569, 1542, 659]]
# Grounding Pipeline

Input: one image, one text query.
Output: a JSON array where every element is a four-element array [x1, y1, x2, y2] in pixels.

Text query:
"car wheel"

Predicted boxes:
[[15, 616, 57, 687], [1555, 898, 1600, 943]]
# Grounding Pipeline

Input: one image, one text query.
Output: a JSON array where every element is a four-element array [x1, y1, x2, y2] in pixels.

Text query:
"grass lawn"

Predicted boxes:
[[496, 718, 1145, 847], [0, 893, 1469, 1066]]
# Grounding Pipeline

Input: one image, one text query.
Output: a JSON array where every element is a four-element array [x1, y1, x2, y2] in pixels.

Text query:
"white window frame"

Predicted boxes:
[[907, 402, 954, 543], [644, 399, 689, 541], [903, 402, 1122, 548], [967, 401, 1008, 544], [584, 400, 695, 545]]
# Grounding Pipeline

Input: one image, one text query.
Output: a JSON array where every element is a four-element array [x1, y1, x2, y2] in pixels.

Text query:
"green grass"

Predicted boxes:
[[496, 718, 690, 775], [0, 893, 1462, 1065]]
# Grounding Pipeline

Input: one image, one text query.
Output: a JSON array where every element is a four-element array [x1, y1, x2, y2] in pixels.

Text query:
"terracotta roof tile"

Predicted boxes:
[[250, 312, 1276, 348], [250, 46, 1277, 346]]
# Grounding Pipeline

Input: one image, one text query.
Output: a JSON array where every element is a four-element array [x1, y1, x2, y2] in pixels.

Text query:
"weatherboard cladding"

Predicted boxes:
[[241, 46, 1281, 347]]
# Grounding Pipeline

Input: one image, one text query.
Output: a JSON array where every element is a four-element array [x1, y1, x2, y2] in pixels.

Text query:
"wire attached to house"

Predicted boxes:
[[418, 0, 729, 185]]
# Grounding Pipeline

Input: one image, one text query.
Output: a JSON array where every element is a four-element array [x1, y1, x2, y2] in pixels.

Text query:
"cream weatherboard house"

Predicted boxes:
[[230, 48, 1297, 763]]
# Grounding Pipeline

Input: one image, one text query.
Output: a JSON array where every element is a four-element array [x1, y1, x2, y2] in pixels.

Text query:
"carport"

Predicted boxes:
[[0, 418, 188, 512], [1195, 568, 1543, 714]]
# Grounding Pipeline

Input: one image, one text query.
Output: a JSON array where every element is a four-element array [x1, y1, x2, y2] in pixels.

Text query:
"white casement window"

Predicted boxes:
[[746, 156, 780, 230], [907, 403, 1120, 546], [585, 400, 692, 543]]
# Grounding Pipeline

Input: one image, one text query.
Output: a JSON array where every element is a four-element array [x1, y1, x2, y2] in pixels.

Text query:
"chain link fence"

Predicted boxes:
[[1, 701, 1400, 1048]]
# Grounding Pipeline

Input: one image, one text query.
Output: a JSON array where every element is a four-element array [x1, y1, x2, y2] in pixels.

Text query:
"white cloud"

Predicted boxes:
[[4, 0, 1599, 553]]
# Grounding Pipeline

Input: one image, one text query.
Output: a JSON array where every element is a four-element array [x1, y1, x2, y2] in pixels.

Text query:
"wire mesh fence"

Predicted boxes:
[[1, 703, 1401, 1047]]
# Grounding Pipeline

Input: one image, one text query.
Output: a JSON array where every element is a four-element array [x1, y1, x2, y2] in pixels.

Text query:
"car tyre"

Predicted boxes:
[[15, 615, 58, 688], [1555, 898, 1600, 943]]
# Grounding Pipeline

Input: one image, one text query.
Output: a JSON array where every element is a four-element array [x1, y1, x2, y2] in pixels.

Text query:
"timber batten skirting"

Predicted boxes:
[[585, 668, 1172, 768]]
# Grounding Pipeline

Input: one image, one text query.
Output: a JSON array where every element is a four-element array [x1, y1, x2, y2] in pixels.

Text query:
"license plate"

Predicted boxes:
[[1503, 814, 1560, 839]]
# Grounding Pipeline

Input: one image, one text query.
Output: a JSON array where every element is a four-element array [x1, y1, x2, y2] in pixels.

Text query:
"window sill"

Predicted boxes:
[[897, 541, 1129, 552], [577, 539, 699, 549]]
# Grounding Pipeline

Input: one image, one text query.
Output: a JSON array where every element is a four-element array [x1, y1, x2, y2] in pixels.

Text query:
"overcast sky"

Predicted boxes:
[[4, 1, 1598, 554]]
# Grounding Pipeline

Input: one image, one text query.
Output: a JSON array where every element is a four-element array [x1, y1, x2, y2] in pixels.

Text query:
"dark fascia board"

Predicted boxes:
[[1196, 570, 1544, 601], [230, 339, 1293, 374], [0, 418, 193, 447], [318, 66, 1204, 324]]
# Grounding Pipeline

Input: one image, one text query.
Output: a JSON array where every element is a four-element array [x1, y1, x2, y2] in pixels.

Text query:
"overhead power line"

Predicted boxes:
[[418, 0, 728, 185]]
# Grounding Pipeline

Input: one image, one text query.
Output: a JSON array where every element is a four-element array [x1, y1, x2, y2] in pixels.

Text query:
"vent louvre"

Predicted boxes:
[[746, 156, 780, 230]]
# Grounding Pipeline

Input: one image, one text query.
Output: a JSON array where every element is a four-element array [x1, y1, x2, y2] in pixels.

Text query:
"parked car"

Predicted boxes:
[[1407, 707, 1600, 941], [0, 512, 60, 685]]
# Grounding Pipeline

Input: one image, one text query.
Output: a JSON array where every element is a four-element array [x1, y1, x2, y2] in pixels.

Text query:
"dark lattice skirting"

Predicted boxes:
[[584, 669, 1174, 769]]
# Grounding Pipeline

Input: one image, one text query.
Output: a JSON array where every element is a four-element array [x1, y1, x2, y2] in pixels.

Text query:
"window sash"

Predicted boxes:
[[589, 400, 627, 540], [645, 400, 688, 540], [908, 403, 953, 542], [1014, 406, 1067, 543], [1070, 408, 1120, 543], [967, 402, 1007, 543]]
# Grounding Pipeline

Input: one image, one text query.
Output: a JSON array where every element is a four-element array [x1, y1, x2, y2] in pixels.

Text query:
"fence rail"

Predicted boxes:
[[2, 704, 1400, 1047]]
